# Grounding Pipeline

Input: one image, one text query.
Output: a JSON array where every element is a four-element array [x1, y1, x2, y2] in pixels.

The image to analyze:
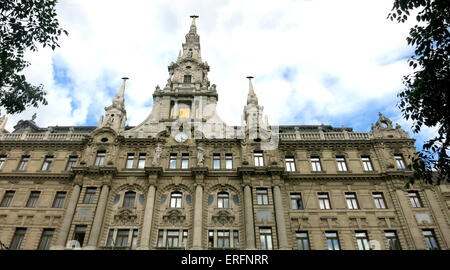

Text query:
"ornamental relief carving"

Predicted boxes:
[[113, 208, 138, 225], [211, 209, 235, 226], [162, 209, 186, 226]]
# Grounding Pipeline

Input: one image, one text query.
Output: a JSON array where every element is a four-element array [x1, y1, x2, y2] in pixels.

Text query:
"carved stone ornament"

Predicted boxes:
[[113, 208, 137, 225], [374, 112, 393, 130], [163, 209, 186, 225], [212, 209, 235, 226]]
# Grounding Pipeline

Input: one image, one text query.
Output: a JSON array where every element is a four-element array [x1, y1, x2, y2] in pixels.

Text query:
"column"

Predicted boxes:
[[174, 101, 179, 119], [273, 185, 289, 249], [139, 184, 156, 249], [424, 189, 450, 248], [192, 184, 203, 249], [86, 184, 110, 249], [244, 185, 256, 249], [395, 189, 425, 249], [52, 184, 81, 249]]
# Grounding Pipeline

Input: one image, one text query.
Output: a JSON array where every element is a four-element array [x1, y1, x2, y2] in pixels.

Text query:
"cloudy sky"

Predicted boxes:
[[4, 0, 437, 150]]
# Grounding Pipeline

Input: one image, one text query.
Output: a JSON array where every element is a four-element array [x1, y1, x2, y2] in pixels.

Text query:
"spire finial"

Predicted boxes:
[[116, 77, 129, 99], [246, 76, 258, 105], [189, 15, 198, 33]]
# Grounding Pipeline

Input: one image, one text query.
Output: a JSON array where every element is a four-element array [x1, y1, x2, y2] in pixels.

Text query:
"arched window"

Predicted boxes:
[[217, 192, 229, 208], [170, 192, 182, 208], [123, 191, 136, 208]]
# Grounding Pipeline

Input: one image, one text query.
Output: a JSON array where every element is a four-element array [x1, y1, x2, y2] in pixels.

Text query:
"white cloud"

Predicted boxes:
[[2, 0, 437, 147]]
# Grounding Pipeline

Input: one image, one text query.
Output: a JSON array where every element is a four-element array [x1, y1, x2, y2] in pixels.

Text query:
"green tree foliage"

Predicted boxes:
[[388, 0, 449, 186], [0, 0, 67, 114]]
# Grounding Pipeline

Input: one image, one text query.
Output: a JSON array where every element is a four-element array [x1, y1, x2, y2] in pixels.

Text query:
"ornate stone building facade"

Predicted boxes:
[[0, 17, 449, 250]]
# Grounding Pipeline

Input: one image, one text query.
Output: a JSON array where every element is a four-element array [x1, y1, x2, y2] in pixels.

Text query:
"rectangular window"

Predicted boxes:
[[336, 156, 347, 171], [182, 230, 188, 249], [318, 192, 331, 210], [311, 157, 322, 172], [95, 151, 106, 166], [137, 153, 146, 169], [52, 191, 67, 208], [83, 187, 97, 204], [385, 231, 401, 250], [325, 231, 340, 250], [181, 153, 189, 169], [208, 230, 214, 248], [285, 157, 296, 172], [395, 154, 406, 170], [217, 230, 230, 248], [213, 153, 221, 169], [254, 151, 264, 167], [38, 229, 54, 250], [123, 191, 136, 208], [157, 230, 164, 248], [373, 192, 387, 209], [225, 154, 233, 169], [259, 228, 273, 250], [0, 155, 6, 170], [166, 230, 179, 248], [217, 192, 229, 208], [131, 229, 138, 250], [115, 229, 130, 247], [10, 228, 27, 250], [408, 191, 423, 208], [125, 153, 134, 168], [73, 225, 87, 247], [169, 154, 177, 169], [18, 155, 30, 171], [355, 231, 370, 250], [345, 192, 359, 210], [1, 190, 15, 207], [290, 193, 304, 210], [41, 156, 53, 171], [106, 229, 115, 247], [296, 231, 310, 250], [170, 192, 182, 208], [422, 229, 439, 250], [233, 230, 239, 248], [66, 156, 78, 171], [256, 188, 269, 205], [26, 191, 40, 208], [362, 156, 373, 171], [184, 75, 192, 83]]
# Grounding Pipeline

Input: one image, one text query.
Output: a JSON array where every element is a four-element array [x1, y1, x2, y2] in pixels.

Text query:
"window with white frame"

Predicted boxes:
[[66, 156, 78, 171], [394, 154, 406, 170], [213, 154, 221, 169], [361, 156, 373, 171], [336, 156, 347, 171], [94, 151, 106, 166], [125, 153, 134, 168], [285, 156, 296, 172], [225, 154, 233, 169], [345, 192, 359, 210], [254, 151, 264, 167], [259, 228, 273, 250], [217, 192, 229, 208], [318, 192, 331, 209], [137, 153, 146, 169], [311, 156, 322, 172], [170, 192, 182, 208], [373, 192, 387, 209], [355, 231, 370, 250]]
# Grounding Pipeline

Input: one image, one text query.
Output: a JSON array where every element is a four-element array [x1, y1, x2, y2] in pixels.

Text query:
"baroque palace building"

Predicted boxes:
[[0, 16, 449, 251]]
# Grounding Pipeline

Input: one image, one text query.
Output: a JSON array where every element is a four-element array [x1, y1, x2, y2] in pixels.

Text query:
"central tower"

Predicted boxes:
[[127, 16, 221, 137]]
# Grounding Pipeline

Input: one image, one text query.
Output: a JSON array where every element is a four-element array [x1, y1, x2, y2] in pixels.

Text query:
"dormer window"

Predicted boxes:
[[184, 75, 192, 83]]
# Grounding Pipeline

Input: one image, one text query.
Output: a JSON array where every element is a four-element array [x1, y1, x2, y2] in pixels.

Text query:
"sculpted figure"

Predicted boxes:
[[197, 144, 205, 166], [152, 144, 163, 166]]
